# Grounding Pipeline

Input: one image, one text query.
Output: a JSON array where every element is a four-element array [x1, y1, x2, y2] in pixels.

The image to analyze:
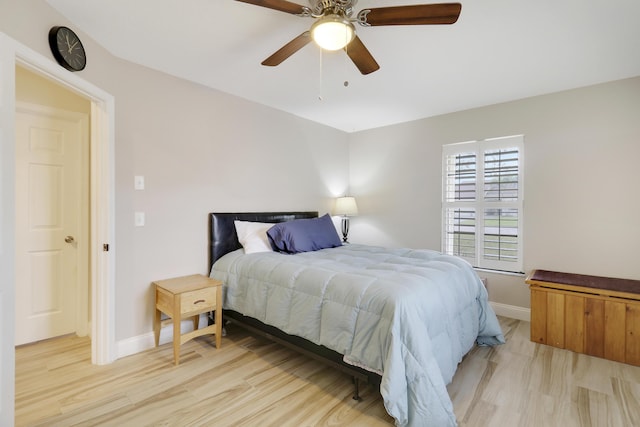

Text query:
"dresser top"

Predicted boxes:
[[153, 274, 222, 294]]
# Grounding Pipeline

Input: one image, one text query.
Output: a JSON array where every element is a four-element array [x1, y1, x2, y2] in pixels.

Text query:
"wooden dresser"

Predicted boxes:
[[527, 269, 640, 366]]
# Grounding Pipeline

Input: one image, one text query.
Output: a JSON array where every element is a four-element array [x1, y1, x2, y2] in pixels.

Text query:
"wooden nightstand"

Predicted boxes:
[[153, 274, 222, 365]]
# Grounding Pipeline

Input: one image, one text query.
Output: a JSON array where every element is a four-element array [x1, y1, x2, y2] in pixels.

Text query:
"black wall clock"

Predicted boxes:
[[48, 26, 86, 72]]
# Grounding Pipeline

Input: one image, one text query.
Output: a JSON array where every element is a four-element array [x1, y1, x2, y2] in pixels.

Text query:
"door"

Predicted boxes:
[[14, 104, 88, 346]]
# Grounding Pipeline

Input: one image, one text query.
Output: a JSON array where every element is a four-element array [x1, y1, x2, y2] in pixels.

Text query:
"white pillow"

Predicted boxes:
[[234, 220, 274, 254]]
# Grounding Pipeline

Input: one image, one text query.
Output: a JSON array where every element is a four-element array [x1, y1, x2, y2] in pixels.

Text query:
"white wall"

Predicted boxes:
[[0, 31, 17, 427], [109, 65, 349, 341], [348, 76, 640, 308], [1, 0, 350, 344]]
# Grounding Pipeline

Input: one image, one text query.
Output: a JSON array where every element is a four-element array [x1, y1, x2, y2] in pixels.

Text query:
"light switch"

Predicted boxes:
[[134, 175, 145, 190], [135, 212, 145, 227]]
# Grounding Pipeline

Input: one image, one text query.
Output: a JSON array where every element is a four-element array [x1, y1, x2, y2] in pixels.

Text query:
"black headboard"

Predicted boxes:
[[208, 211, 318, 273]]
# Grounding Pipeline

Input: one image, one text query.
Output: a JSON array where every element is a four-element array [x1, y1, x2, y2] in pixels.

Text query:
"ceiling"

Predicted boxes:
[[46, 0, 640, 132]]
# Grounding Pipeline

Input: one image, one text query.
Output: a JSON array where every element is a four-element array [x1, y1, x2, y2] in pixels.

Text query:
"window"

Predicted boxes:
[[442, 135, 523, 273]]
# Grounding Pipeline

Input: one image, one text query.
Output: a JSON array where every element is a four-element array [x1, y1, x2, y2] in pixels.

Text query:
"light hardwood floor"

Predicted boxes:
[[15, 317, 640, 426]]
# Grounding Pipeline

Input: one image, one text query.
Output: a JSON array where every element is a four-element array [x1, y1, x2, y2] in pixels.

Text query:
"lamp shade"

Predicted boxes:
[[334, 196, 358, 216], [310, 14, 355, 51]]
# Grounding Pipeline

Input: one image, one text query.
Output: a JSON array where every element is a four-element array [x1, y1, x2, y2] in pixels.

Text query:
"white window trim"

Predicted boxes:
[[442, 135, 524, 273]]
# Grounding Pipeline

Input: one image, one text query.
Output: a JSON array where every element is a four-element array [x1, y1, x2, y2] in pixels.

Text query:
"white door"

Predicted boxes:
[[15, 104, 87, 346]]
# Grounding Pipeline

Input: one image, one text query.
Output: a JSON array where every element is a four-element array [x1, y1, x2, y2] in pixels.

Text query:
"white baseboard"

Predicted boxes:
[[116, 313, 208, 360], [490, 302, 530, 322]]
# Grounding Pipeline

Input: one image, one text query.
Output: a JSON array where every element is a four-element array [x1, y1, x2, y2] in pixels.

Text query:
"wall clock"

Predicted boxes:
[[48, 26, 86, 72]]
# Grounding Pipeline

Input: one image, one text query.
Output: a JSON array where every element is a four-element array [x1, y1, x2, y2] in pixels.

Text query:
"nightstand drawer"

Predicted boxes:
[[180, 287, 216, 315]]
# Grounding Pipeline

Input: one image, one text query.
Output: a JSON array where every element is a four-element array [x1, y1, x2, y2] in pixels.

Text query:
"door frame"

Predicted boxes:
[[0, 31, 116, 422], [13, 38, 115, 365]]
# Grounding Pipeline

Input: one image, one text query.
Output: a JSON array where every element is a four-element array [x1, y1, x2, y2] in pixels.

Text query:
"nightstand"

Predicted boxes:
[[153, 274, 222, 365]]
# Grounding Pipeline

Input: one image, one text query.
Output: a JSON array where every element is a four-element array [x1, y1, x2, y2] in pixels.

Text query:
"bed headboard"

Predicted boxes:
[[208, 211, 318, 273]]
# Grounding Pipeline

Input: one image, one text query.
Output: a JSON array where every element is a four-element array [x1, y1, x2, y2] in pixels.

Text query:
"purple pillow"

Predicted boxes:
[[267, 214, 342, 254]]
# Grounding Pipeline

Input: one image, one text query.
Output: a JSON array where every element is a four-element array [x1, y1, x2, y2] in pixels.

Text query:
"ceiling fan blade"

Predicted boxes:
[[361, 3, 462, 26], [262, 32, 311, 66], [345, 36, 380, 75], [235, 0, 308, 15]]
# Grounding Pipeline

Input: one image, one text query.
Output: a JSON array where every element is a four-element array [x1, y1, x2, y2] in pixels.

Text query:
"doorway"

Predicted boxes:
[[9, 61, 115, 362], [9, 37, 115, 365], [14, 77, 90, 345]]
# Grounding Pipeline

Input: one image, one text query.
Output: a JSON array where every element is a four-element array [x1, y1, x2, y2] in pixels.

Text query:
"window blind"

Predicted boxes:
[[442, 136, 524, 273]]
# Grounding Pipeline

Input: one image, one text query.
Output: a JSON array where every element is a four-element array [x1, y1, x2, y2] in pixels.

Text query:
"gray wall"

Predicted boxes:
[[348, 76, 640, 308]]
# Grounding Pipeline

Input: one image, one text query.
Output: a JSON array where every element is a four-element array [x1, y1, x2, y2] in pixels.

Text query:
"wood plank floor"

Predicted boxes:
[[15, 317, 640, 426]]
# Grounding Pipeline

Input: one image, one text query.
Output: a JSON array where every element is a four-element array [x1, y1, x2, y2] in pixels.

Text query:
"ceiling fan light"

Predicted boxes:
[[311, 15, 355, 51]]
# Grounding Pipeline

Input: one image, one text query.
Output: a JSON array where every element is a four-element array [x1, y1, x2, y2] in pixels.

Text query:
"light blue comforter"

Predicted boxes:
[[210, 244, 504, 426]]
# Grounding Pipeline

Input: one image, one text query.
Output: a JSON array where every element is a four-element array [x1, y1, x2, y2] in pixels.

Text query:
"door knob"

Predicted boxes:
[[65, 235, 75, 243]]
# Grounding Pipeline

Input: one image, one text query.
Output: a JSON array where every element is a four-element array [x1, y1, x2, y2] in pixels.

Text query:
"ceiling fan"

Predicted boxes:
[[236, 0, 462, 75]]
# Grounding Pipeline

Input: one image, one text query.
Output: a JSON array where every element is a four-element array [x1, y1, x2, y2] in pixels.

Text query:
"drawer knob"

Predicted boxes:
[[194, 299, 205, 304]]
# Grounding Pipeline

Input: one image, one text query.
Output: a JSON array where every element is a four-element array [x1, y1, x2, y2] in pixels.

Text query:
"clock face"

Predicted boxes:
[[48, 26, 86, 72]]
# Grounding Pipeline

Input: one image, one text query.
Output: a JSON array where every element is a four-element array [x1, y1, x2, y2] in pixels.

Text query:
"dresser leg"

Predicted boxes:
[[215, 308, 222, 349], [153, 309, 161, 347], [173, 296, 181, 365], [173, 319, 180, 365]]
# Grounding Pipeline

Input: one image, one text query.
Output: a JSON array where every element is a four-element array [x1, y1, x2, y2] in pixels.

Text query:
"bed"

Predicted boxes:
[[208, 211, 504, 427]]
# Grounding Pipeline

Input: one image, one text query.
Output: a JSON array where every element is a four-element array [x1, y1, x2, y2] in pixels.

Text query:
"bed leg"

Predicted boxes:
[[352, 377, 361, 401]]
